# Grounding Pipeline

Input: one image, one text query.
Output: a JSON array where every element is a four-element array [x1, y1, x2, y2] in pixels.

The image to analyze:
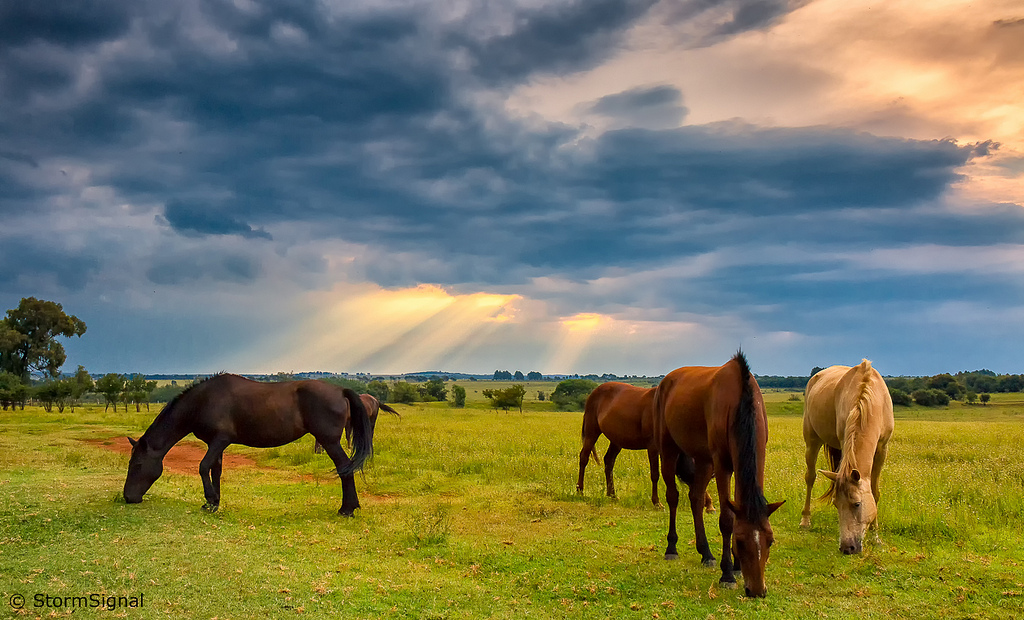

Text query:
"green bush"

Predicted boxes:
[[451, 385, 466, 408], [391, 381, 420, 404], [889, 388, 912, 406], [550, 379, 598, 411], [911, 388, 950, 407]]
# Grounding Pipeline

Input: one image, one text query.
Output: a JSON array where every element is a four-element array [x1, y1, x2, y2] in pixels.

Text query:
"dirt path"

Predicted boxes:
[[87, 436, 258, 474]]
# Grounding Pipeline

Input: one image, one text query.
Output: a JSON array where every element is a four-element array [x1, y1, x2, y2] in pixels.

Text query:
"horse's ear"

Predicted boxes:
[[850, 469, 862, 483], [128, 437, 138, 448], [817, 469, 838, 482], [723, 498, 740, 516], [766, 500, 785, 516]]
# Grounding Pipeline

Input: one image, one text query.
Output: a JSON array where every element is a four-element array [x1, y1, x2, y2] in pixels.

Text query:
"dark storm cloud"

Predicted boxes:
[[0, 239, 100, 290], [0, 0, 1006, 298], [660, 0, 808, 46], [0, 0, 133, 49], [163, 200, 272, 240], [586, 84, 689, 127], [454, 0, 659, 83]]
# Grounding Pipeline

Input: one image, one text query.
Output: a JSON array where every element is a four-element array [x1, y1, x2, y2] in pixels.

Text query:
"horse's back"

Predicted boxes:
[[803, 366, 849, 445], [657, 364, 725, 459], [586, 382, 653, 449], [187, 375, 348, 447], [835, 361, 894, 441], [805, 362, 893, 445]]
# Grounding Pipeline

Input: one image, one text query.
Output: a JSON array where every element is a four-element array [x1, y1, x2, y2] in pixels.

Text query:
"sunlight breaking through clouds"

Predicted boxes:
[[239, 284, 521, 374]]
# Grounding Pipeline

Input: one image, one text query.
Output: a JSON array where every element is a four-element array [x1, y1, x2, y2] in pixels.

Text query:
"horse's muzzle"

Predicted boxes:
[[840, 540, 862, 555]]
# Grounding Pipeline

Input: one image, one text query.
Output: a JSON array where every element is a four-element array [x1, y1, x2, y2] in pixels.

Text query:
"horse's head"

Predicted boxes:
[[726, 499, 785, 598], [123, 436, 163, 504], [819, 468, 875, 554]]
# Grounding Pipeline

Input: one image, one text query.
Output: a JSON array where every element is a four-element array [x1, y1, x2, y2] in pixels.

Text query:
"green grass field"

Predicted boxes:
[[2, 390, 1023, 619]]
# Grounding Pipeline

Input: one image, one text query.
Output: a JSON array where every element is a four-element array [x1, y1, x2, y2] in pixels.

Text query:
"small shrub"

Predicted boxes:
[[889, 388, 912, 407], [551, 379, 598, 411], [911, 388, 949, 407]]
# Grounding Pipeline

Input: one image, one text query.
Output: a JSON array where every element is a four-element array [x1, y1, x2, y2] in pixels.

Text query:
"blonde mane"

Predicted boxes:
[[837, 360, 873, 477], [821, 359, 873, 504]]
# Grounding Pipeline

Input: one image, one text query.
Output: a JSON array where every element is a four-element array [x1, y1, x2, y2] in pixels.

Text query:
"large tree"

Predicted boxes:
[[0, 298, 87, 380]]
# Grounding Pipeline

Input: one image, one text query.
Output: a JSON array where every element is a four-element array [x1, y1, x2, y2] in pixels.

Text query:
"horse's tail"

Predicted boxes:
[[581, 394, 601, 465], [732, 350, 768, 523], [338, 388, 372, 476], [378, 402, 402, 419]]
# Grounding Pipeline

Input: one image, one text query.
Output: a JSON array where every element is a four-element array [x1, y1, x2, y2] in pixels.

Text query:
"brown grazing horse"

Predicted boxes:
[[800, 360, 894, 554], [578, 381, 713, 512], [655, 352, 784, 598], [123, 374, 373, 516], [314, 394, 400, 453]]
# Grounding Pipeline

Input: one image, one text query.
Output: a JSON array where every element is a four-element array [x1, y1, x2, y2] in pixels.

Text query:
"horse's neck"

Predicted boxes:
[[141, 411, 191, 455], [842, 420, 885, 478]]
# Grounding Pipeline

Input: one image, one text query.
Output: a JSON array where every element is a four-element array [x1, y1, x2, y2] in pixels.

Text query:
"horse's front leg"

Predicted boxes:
[[199, 440, 230, 512], [689, 463, 715, 568], [800, 437, 823, 529], [322, 441, 361, 517], [714, 470, 737, 587]]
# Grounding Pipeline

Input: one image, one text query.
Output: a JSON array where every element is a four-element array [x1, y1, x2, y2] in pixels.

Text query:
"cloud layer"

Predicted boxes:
[[1, 0, 1021, 375]]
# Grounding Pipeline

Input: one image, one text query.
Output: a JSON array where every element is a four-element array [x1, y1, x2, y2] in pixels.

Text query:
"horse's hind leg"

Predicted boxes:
[[604, 443, 622, 498], [647, 448, 660, 506], [800, 437, 823, 529], [869, 442, 889, 537], [577, 432, 599, 495], [200, 439, 230, 512], [321, 441, 361, 517], [212, 452, 223, 501]]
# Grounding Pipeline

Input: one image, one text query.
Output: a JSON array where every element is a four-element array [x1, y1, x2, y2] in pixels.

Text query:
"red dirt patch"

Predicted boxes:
[[86, 436, 258, 474]]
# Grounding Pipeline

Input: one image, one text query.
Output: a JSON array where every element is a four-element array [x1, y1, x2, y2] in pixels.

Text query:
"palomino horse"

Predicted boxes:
[[655, 352, 784, 598], [314, 394, 400, 453], [124, 374, 373, 516], [800, 360, 894, 554], [577, 381, 714, 512]]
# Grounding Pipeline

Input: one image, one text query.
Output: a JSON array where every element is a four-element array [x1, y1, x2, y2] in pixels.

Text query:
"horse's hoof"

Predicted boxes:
[[338, 508, 356, 518], [719, 580, 738, 590], [799, 518, 811, 529], [202, 503, 219, 513], [664, 553, 679, 561], [702, 557, 717, 568]]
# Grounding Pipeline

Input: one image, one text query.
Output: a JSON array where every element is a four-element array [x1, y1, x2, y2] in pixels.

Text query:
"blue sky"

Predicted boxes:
[[2, 0, 1022, 376]]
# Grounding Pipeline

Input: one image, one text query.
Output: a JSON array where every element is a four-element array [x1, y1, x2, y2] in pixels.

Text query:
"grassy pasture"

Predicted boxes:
[[2, 393, 1023, 619]]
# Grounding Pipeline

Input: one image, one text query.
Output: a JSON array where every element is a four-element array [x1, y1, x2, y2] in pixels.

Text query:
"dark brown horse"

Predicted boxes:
[[123, 374, 373, 516], [314, 393, 400, 453], [655, 352, 784, 598], [578, 381, 713, 512]]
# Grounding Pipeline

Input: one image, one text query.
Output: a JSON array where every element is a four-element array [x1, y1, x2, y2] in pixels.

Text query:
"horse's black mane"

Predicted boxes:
[[142, 373, 224, 439], [732, 350, 769, 523]]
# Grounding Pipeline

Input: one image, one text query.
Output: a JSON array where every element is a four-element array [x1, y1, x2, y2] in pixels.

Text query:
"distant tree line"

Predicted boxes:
[[493, 370, 545, 381], [884, 370, 1016, 407]]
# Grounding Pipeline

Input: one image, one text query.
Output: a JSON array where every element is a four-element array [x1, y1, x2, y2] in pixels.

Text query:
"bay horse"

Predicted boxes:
[[800, 360, 894, 554], [313, 394, 400, 453], [123, 374, 373, 516], [655, 352, 784, 598], [577, 381, 714, 512]]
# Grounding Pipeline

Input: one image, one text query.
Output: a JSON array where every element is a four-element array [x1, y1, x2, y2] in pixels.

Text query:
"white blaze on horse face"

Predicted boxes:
[[753, 530, 761, 562]]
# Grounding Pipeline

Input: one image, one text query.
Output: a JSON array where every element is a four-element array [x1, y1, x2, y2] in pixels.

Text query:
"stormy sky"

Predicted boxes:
[[2, 0, 1022, 376]]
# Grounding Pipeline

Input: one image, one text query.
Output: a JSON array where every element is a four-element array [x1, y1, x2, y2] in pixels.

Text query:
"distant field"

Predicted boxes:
[[2, 393, 1022, 618]]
